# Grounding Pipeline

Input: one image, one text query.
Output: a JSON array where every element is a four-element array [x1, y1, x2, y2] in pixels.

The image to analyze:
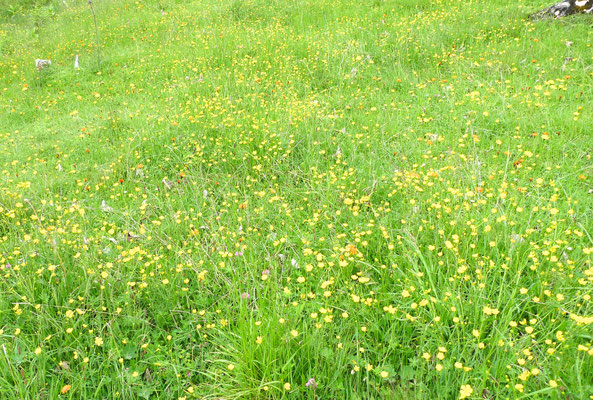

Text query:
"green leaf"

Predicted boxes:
[[137, 386, 153, 399], [122, 344, 138, 360], [399, 365, 415, 381]]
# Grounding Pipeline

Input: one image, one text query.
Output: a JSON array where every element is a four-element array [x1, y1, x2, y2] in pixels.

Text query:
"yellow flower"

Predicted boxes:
[[94, 337, 103, 346], [34, 347, 42, 355], [525, 326, 534, 334], [283, 382, 291, 391], [227, 364, 235, 371], [549, 380, 558, 388], [569, 313, 593, 325], [459, 384, 473, 399], [514, 383, 524, 392], [290, 330, 299, 337], [380, 371, 389, 378]]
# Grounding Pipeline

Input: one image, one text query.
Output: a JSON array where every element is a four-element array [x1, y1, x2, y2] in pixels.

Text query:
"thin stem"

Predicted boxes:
[[88, 0, 102, 70]]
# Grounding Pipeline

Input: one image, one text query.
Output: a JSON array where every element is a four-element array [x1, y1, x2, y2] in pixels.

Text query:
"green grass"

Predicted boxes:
[[0, 0, 592, 398]]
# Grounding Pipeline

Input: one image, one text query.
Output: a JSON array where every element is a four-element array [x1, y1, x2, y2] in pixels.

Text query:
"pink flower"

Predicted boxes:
[[305, 378, 317, 389]]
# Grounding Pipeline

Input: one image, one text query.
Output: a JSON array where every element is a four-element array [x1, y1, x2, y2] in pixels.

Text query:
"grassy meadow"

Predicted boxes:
[[1, 0, 593, 398]]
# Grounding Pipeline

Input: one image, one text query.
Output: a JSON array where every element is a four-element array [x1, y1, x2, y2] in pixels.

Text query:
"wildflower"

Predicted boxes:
[[459, 384, 473, 399], [305, 378, 317, 389], [514, 383, 524, 392], [94, 337, 103, 346]]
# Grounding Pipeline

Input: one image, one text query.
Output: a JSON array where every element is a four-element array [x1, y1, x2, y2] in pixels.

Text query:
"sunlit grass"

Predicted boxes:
[[0, 0, 592, 398]]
